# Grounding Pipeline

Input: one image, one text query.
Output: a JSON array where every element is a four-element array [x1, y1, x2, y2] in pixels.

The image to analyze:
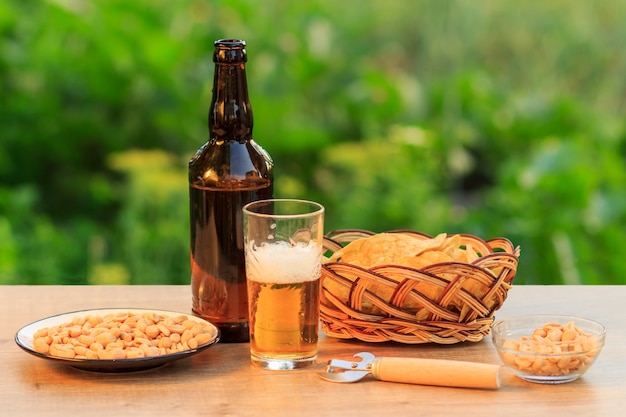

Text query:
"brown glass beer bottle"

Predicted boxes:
[[189, 39, 274, 342]]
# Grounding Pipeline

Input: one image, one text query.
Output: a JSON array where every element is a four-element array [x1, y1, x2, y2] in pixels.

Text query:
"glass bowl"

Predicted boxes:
[[492, 314, 605, 384]]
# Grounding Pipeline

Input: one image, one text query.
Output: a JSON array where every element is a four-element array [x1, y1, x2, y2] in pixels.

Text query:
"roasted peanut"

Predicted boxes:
[[500, 321, 600, 377], [145, 325, 160, 339], [49, 343, 76, 359], [33, 337, 50, 354], [32, 311, 216, 360]]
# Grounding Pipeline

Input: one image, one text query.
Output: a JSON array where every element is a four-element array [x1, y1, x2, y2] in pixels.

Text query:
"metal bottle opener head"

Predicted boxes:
[[320, 352, 376, 383]]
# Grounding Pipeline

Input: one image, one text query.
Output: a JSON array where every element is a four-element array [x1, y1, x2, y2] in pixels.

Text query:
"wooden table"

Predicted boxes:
[[1, 285, 623, 417]]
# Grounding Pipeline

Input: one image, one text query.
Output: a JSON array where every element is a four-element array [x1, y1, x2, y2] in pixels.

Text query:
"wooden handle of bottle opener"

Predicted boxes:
[[370, 357, 501, 389]]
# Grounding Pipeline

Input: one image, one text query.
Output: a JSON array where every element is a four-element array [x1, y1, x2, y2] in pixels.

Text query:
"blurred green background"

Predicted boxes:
[[1, 0, 625, 286]]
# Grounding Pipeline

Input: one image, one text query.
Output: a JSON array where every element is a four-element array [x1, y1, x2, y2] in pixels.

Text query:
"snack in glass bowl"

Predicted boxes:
[[492, 314, 606, 384]]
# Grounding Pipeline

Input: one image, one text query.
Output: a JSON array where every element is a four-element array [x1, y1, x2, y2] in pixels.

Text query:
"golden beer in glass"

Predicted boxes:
[[243, 199, 324, 370]]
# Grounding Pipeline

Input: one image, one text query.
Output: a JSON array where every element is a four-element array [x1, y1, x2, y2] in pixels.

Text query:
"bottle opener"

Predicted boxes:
[[320, 352, 501, 389]]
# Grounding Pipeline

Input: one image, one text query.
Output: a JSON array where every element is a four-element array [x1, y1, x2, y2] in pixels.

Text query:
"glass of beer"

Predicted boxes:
[[242, 199, 324, 370]]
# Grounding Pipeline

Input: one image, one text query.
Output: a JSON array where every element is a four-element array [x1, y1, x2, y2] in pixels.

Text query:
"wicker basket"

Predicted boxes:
[[320, 229, 520, 344]]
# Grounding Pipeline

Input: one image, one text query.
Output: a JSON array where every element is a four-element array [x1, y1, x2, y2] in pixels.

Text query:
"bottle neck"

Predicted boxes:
[[209, 61, 253, 143]]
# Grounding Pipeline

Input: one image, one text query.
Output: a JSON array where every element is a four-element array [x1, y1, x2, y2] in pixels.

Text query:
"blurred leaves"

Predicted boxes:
[[108, 150, 189, 285], [1, 0, 626, 285]]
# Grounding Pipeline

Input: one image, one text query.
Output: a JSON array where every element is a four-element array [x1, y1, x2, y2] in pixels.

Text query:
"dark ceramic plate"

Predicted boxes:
[[15, 308, 220, 372]]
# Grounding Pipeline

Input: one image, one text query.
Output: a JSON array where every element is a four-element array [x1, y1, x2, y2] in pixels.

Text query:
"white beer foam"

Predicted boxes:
[[246, 240, 321, 284]]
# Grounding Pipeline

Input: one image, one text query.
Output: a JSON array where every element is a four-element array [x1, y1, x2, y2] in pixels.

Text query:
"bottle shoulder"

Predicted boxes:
[[189, 139, 273, 186], [189, 139, 272, 164], [249, 139, 274, 164]]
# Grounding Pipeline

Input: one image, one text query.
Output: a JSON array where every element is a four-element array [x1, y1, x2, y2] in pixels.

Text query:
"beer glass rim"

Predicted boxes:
[[242, 199, 324, 218]]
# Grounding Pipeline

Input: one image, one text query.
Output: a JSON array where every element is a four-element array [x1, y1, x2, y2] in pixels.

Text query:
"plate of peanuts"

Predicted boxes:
[[14, 308, 220, 372]]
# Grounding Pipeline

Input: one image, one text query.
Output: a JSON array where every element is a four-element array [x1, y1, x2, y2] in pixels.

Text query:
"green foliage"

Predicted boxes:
[[106, 150, 189, 285], [1, 0, 625, 285], [316, 126, 452, 232]]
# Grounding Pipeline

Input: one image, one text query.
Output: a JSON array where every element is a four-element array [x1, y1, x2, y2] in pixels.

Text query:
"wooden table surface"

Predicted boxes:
[[1, 285, 623, 417]]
